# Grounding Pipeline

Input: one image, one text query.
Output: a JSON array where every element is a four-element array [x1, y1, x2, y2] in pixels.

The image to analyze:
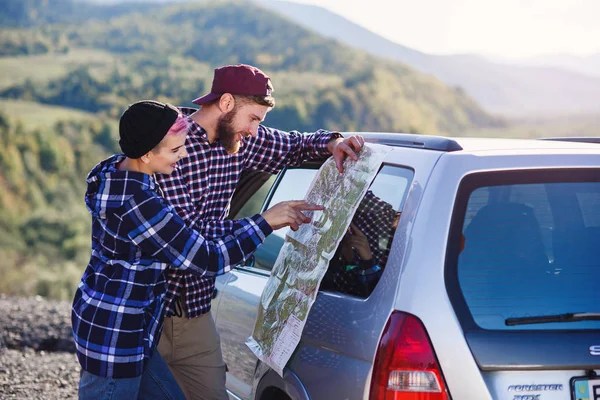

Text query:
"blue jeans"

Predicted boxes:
[[78, 351, 186, 400]]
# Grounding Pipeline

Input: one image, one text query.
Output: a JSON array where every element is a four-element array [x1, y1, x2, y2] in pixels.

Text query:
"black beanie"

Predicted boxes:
[[119, 100, 180, 159]]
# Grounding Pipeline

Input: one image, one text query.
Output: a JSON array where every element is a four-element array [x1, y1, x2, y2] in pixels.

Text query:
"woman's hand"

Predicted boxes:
[[261, 200, 323, 231]]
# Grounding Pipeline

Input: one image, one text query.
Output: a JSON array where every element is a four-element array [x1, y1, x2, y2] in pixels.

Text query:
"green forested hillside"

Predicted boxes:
[[0, 0, 502, 299], [0, 111, 118, 299], [0, 0, 502, 134]]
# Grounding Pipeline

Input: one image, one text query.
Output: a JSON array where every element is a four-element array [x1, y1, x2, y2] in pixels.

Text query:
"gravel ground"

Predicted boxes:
[[0, 295, 79, 399]]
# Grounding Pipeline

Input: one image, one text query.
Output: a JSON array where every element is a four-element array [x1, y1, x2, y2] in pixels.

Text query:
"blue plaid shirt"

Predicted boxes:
[[71, 155, 272, 378], [156, 108, 339, 318]]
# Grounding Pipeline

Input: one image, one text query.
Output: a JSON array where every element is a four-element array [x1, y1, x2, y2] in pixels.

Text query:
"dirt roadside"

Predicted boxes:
[[0, 295, 78, 399]]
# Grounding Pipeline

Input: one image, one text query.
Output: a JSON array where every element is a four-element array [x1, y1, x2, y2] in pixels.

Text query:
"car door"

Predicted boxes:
[[214, 166, 320, 400], [285, 149, 445, 400], [215, 146, 443, 399]]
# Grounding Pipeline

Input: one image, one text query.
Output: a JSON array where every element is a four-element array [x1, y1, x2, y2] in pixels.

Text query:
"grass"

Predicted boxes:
[[0, 99, 99, 129], [0, 48, 119, 90], [1, 44, 598, 140]]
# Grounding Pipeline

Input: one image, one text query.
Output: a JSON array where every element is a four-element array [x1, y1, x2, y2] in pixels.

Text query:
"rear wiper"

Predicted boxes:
[[505, 312, 600, 326]]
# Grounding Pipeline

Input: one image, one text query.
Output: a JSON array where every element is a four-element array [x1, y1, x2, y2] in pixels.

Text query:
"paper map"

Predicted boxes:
[[246, 144, 392, 376]]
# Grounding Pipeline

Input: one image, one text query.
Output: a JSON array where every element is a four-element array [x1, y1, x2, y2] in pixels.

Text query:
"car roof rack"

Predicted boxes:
[[348, 132, 463, 152], [537, 137, 600, 144]]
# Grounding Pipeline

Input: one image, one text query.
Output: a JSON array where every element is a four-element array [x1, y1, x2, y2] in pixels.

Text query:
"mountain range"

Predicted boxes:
[[0, 0, 502, 135], [70, 0, 600, 116], [511, 53, 600, 78], [257, 0, 600, 116]]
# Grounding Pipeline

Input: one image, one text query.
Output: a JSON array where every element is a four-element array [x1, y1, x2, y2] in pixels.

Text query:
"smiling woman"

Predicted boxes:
[[72, 100, 275, 399], [71, 98, 324, 400], [147, 114, 189, 175]]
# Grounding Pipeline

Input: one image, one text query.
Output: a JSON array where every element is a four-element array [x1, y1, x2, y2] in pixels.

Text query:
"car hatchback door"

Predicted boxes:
[[446, 167, 600, 400]]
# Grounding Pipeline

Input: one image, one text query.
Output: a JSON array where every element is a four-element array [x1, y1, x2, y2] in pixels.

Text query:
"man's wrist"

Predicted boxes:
[[326, 132, 344, 153]]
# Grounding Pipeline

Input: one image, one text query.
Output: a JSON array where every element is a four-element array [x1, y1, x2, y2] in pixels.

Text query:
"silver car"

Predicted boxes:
[[212, 133, 600, 400]]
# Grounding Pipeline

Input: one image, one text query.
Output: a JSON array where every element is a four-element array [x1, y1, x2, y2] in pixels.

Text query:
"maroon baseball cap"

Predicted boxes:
[[192, 64, 273, 105]]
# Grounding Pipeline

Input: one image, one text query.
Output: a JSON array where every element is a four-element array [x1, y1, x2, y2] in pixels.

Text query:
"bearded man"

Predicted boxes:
[[155, 64, 364, 400]]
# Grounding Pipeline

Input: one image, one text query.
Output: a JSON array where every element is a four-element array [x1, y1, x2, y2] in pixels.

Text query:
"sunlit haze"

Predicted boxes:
[[287, 0, 600, 59]]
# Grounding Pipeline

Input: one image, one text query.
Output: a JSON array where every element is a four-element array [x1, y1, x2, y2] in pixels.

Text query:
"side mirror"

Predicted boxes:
[[241, 255, 255, 269]]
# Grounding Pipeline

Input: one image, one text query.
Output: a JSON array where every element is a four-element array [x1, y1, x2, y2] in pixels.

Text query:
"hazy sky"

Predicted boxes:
[[288, 0, 600, 59]]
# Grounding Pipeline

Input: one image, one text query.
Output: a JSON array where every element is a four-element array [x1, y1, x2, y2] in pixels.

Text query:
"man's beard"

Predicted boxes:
[[216, 109, 242, 154]]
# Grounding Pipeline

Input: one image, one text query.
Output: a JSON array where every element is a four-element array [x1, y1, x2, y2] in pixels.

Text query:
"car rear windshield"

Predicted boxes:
[[449, 169, 600, 331]]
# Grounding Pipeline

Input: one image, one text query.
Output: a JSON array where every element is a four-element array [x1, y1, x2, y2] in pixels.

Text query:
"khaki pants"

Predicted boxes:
[[158, 311, 228, 400]]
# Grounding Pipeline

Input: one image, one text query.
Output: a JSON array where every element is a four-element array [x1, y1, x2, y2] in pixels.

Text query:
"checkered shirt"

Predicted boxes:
[[72, 155, 272, 378], [325, 190, 398, 296], [155, 108, 338, 318], [329, 258, 383, 297], [353, 190, 399, 266]]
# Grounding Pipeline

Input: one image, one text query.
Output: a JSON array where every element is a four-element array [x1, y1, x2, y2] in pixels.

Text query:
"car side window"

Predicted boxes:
[[231, 174, 277, 220], [250, 164, 414, 297], [320, 165, 414, 298], [252, 167, 319, 271]]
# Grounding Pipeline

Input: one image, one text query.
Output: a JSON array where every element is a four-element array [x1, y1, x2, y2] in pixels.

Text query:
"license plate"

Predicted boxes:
[[571, 376, 600, 400]]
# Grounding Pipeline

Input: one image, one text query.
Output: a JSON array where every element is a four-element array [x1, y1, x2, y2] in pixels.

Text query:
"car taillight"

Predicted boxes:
[[370, 311, 450, 400]]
